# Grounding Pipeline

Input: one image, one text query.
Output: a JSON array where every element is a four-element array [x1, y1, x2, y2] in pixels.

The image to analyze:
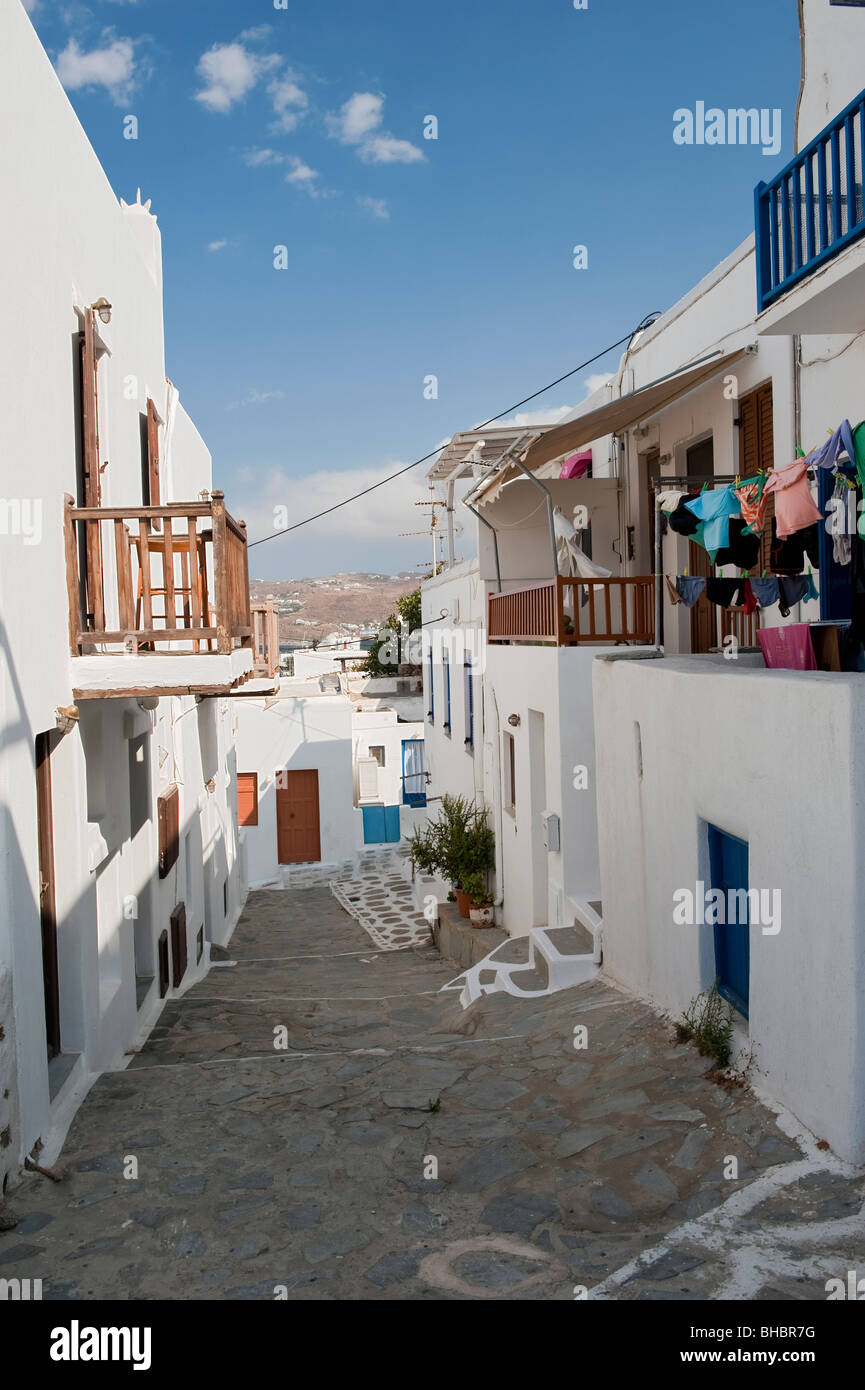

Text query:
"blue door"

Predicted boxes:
[[707, 824, 750, 1018], [362, 804, 401, 844]]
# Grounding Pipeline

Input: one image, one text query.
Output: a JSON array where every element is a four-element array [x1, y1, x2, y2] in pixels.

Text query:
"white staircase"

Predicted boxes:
[[442, 918, 601, 1010]]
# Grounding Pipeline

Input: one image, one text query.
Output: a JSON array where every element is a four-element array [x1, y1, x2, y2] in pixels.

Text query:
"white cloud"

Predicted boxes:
[[208, 239, 229, 253], [269, 74, 308, 132], [327, 90, 424, 166], [480, 405, 576, 429], [244, 147, 284, 167], [226, 388, 286, 411], [584, 372, 614, 396], [285, 156, 319, 193], [194, 42, 278, 114], [357, 195, 389, 220], [328, 92, 385, 144], [360, 134, 425, 165], [242, 463, 429, 546], [55, 33, 137, 104]]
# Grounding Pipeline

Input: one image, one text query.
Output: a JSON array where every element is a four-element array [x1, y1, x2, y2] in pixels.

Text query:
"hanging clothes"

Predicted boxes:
[[749, 577, 780, 608], [829, 478, 852, 565], [771, 521, 820, 573], [733, 474, 769, 536], [740, 579, 757, 615], [683, 485, 741, 555], [778, 574, 818, 617], [657, 489, 686, 513], [763, 459, 822, 539], [758, 624, 817, 671], [667, 497, 701, 536], [705, 578, 743, 608], [804, 419, 856, 472], [675, 576, 706, 608], [665, 575, 683, 606], [714, 518, 761, 570]]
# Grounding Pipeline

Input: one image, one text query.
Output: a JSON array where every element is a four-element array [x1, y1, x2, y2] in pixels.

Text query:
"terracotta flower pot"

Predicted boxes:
[[455, 887, 471, 919]]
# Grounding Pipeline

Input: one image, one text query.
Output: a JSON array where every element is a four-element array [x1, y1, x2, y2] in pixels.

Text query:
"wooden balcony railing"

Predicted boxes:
[[251, 602, 280, 678], [488, 576, 655, 645], [64, 491, 252, 656]]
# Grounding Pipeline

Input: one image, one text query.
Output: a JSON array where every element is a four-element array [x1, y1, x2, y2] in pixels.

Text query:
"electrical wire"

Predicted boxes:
[[248, 315, 661, 547]]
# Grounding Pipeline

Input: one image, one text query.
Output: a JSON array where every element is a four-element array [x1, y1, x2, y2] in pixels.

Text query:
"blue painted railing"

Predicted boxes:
[[755, 86, 865, 312]]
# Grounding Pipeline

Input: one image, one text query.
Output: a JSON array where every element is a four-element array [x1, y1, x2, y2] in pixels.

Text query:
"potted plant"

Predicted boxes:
[[407, 795, 495, 919], [461, 871, 495, 927]]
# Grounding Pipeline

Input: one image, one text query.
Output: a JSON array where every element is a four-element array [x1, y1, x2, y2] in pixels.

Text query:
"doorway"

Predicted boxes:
[[708, 824, 750, 1018], [276, 769, 322, 864], [528, 711, 548, 928], [35, 731, 61, 1059]]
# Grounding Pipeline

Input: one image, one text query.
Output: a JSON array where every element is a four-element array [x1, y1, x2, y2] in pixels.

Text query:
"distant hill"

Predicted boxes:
[[249, 572, 420, 647]]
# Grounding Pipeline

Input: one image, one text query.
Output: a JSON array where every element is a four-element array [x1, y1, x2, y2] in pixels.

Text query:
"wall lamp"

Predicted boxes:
[[507, 714, 521, 728], [92, 297, 112, 324]]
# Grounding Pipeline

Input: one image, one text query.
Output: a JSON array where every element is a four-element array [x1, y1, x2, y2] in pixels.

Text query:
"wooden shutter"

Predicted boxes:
[[79, 308, 104, 630], [357, 758, 379, 802], [170, 903, 187, 988], [157, 784, 179, 878], [146, 397, 161, 506], [738, 383, 775, 574], [158, 930, 170, 997], [237, 772, 258, 826]]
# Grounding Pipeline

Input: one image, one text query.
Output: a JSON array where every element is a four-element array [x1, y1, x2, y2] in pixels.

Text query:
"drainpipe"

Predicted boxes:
[[654, 491, 663, 651], [505, 451, 559, 578], [463, 498, 502, 592], [488, 684, 505, 908]]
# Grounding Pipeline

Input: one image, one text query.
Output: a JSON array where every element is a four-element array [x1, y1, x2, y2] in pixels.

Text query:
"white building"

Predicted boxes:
[[0, 5, 279, 1191], [417, 0, 865, 1162]]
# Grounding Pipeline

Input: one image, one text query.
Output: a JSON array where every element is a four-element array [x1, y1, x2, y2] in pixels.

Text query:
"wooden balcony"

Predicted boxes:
[[251, 602, 280, 679], [488, 576, 655, 645], [65, 491, 257, 698]]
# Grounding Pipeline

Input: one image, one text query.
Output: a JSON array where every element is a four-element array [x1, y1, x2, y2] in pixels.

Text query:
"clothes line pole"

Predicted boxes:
[[655, 493, 663, 650]]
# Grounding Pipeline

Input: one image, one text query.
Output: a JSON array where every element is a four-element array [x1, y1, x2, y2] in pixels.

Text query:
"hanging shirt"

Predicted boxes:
[[804, 420, 856, 472], [684, 486, 741, 555], [763, 460, 822, 539], [733, 475, 768, 536], [714, 518, 761, 570]]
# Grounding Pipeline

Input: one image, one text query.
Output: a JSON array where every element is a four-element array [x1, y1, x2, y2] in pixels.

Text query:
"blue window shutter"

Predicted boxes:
[[708, 824, 750, 1017]]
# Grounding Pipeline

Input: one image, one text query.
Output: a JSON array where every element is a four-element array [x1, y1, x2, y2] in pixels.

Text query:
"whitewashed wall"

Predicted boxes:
[[593, 652, 865, 1164], [798, 0, 865, 148]]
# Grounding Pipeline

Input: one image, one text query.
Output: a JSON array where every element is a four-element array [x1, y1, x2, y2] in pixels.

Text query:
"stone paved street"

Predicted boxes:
[[1, 886, 863, 1300]]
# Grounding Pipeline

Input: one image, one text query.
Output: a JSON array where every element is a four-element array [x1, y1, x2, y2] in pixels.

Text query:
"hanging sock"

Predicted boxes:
[[749, 576, 780, 608], [763, 459, 823, 538], [675, 576, 706, 608]]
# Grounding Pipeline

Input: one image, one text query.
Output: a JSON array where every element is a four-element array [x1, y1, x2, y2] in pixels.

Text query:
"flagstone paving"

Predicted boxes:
[[1, 885, 863, 1301]]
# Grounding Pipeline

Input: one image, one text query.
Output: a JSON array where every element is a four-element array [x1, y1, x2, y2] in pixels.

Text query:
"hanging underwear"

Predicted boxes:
[[749, 577, 780, 608], [705, 578, 743, 608], [675, 576, 706, 608], [778, 575, 812, 617], [733, 475, 769, 536]]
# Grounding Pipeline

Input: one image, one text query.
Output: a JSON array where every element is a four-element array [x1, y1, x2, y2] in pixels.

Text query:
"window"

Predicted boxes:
[[503, 732, 516, 815], [157, 784, 179, 878], [443, 651, 451, 734], [369, 746, 386, 767], [464, 661, 474, 750], [707, 824, 750, 1018], [737, 383, 774, 575], [170, 902, 188, 989], [237, 772, 259, 826], [427, 647, 434, 723]]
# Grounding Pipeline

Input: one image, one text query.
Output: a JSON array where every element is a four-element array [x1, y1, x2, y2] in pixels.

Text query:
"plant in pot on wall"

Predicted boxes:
[[461, 871, 495, 927], [407, 794, 495, 919]]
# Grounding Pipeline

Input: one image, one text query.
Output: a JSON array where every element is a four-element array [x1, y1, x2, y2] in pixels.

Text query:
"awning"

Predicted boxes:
[[473, 347, 748, 503]]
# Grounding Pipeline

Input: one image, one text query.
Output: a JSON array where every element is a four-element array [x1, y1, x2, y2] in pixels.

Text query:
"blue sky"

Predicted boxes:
[[26, 0, 801, 578]]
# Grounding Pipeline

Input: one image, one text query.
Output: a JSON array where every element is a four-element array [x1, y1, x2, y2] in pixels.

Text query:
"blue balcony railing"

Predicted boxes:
[[755, 86, 865, 312]]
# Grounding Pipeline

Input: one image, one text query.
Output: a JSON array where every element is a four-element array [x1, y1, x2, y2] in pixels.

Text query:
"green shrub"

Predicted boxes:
[[676, 981, 735, 1068]]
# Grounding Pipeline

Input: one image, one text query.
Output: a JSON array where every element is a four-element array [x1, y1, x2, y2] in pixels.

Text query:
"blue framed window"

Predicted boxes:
[[707, 824, 750, 1018], [443, 651, 451, 734], [427, 647, 434, 723], [464, 660, 474, 749], [402, 739, 426, 807]]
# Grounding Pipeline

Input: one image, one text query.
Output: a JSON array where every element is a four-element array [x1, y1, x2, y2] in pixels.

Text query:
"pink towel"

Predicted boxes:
[[758, 624, 817, 671]]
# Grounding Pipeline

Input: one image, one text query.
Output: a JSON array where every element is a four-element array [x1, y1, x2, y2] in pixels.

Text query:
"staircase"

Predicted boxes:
[[441, 911, 602, 1010]]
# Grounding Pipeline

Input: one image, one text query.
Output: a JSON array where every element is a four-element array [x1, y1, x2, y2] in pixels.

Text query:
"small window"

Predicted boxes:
[[157, 784, 179, 878], [443, 651, 451, 735], [464, 660, 474, 750], [237, 772, 259, 826], [503, 732, 516, 815], [369, 746, 386, 768]]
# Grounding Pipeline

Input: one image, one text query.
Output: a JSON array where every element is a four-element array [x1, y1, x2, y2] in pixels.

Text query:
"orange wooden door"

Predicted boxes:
[[276, 770, 321, 864]]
